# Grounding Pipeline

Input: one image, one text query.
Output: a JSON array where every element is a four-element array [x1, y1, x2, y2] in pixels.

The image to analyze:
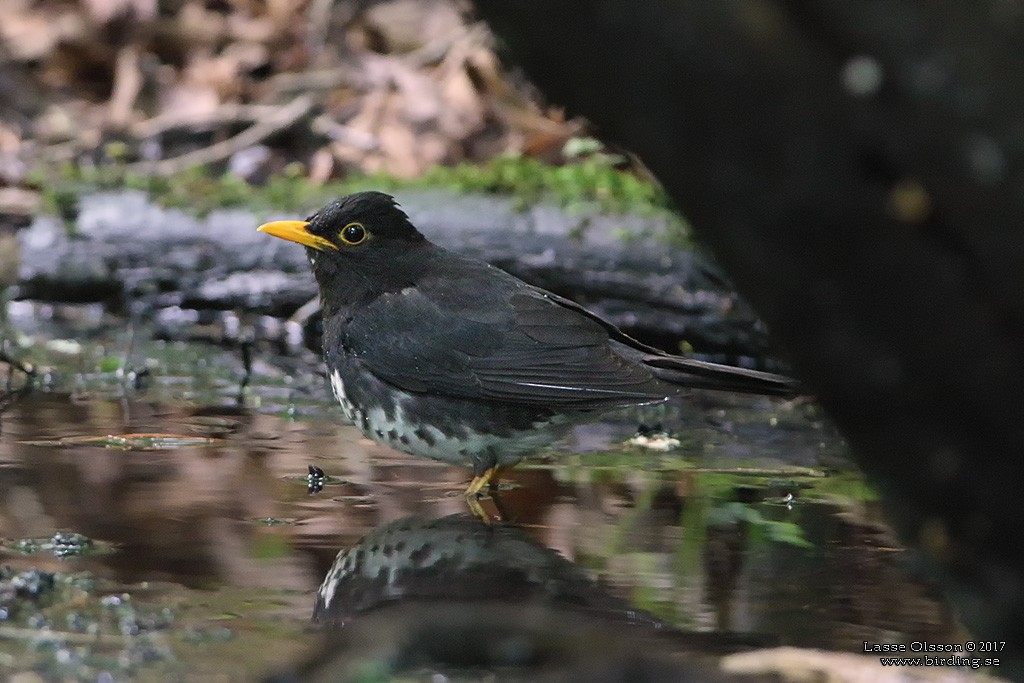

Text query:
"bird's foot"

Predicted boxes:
[[463, 465, 510, 523], [465, 494, 494, 524], [464, 465, 500, 497]]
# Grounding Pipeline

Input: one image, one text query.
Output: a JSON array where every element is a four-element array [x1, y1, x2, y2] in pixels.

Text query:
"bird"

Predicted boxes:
[[259, 191, 798, 511], [313, 513, 663, 625]]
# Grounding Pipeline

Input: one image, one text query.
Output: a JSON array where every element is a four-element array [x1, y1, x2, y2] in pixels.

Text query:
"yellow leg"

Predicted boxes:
[[464, 467, 494, 498], [464, 465, 511, 523], [465, 494, 490, 523], [464, 464, 508, 497]]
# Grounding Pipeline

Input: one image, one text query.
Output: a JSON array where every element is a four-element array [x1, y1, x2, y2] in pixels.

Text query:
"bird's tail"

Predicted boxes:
[[643, 355, 801, 398]]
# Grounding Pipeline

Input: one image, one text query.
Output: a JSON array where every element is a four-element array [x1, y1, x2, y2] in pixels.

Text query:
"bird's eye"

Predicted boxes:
[[339, 222, 367, 245]]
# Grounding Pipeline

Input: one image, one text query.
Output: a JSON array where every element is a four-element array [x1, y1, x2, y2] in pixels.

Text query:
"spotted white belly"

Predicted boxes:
[[329, 370, 550, 466]]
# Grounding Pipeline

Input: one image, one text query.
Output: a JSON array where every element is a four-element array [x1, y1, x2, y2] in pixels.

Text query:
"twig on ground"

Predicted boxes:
[[125, 95, 315, 176], [0, 342, 35, 384], [0, 340, 35, 417], [108, 44, 143, 128], [131, 104, 285, 139], [310, 115, 379, 151], [288, 296, 321, 332], [268, 68, 363, 96]]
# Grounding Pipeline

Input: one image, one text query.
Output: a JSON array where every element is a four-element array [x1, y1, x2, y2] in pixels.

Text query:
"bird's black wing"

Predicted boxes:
[[339, 260, 671, 408], [540, 289, 801, 397]]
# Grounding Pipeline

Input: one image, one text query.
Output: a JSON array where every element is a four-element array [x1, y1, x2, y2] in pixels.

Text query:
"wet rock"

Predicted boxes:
[[17, 189, 776, 359], [0, 567, 57, 621]]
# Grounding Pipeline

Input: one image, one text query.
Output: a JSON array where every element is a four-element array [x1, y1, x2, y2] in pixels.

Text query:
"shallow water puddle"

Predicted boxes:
[[0, 386, 964, 680]]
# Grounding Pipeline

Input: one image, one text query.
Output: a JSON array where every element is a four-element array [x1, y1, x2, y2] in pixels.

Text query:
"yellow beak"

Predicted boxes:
[[257, 220, 337, 251]]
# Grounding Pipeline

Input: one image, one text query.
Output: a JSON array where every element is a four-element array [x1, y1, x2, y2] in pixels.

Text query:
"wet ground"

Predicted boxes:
[[0, 308, 989, 682]]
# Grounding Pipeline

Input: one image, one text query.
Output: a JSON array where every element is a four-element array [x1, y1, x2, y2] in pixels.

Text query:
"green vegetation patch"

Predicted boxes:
[[35, 139, 684, 235]]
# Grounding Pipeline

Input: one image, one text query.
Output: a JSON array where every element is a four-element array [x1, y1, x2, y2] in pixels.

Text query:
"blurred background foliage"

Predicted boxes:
[[0, 0, 670, 217]]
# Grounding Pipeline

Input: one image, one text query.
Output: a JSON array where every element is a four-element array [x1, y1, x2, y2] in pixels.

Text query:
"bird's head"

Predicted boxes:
[[258, 191, 429, 307]]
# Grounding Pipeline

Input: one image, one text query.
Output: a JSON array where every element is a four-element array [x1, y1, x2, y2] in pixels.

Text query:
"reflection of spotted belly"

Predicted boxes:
[[328, 369, 567, 468]]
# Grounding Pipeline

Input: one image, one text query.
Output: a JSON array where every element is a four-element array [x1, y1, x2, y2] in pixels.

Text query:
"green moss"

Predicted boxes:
[[34, 142, 689, 242], [412, 151, 672, 218]]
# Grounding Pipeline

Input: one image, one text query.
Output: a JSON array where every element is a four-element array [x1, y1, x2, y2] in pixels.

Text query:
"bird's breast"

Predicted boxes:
[[326, 361, 569, 468]]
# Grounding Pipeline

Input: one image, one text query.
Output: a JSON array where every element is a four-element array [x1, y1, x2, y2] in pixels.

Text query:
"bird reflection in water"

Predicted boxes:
[[278, 514, 773, 682]]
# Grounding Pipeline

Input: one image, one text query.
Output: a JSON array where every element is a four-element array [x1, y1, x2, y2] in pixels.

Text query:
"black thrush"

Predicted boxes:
[[259, 192, 798, 506]]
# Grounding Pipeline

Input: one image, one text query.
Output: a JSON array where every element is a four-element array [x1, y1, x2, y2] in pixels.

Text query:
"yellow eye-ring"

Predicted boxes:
[[340, 222, 367, 245]]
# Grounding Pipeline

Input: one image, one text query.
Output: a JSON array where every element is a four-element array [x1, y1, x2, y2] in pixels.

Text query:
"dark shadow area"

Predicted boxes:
[[473, 0, 1024, 668]]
